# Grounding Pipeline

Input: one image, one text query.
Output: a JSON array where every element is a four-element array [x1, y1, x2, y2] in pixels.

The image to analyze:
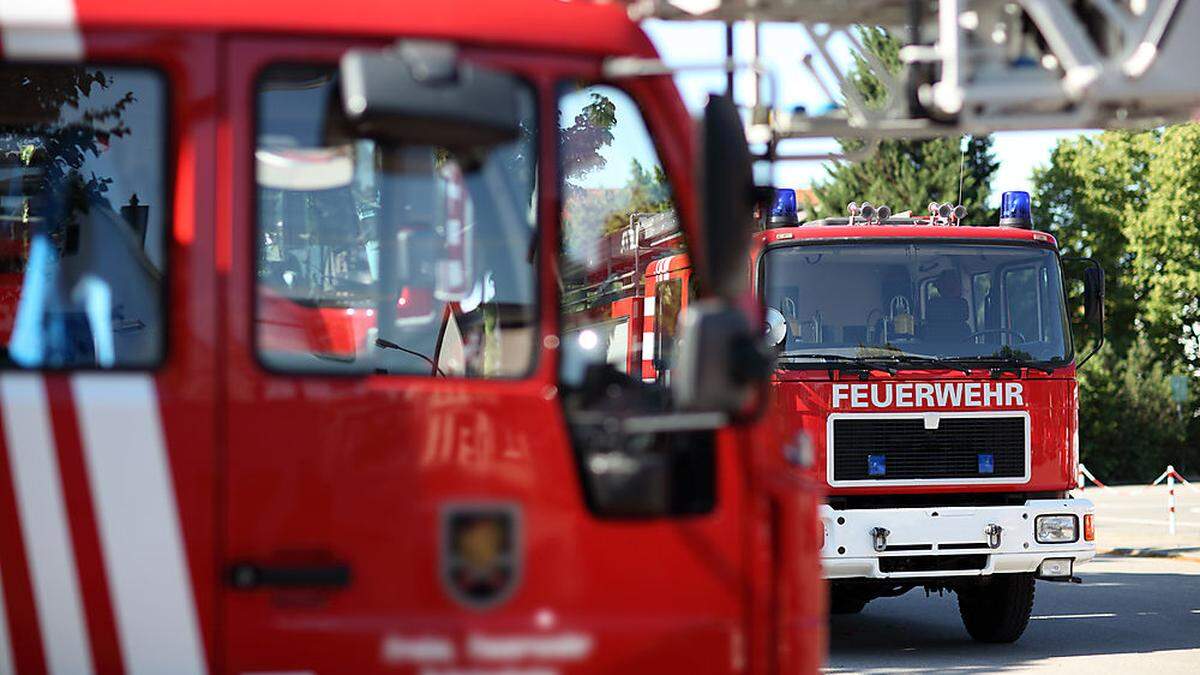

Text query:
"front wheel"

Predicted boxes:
[[957, 573, 1035, 643]]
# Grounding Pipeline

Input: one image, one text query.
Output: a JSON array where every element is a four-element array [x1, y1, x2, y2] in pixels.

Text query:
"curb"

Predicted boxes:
[[1099, 546, 1200, 564]]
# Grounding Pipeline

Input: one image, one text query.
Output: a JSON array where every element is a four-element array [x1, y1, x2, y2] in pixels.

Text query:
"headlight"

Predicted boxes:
[[1035, 514, 1079, 543]]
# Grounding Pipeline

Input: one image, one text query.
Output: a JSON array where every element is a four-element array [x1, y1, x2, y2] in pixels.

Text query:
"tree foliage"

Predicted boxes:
[[812, 28, 998, 221], [1, 67, 135, 202], [1033, 127, 1200, 479], [560, 91, 672, 242], [1076, 339, 1191, 480], [559, 92, 617, 180], [600, 159, 671, 234]]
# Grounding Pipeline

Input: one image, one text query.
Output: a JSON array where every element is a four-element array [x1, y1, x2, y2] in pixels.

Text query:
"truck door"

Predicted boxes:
[[220, 37, 549, 672], [220, 39, 751, 674]]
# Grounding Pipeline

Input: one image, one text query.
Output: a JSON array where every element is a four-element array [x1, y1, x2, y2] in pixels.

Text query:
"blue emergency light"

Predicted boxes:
[[999, 190, 1033, 228], [867, 454, 886, 477], [978, 453, 995, 474], [770, 188, 799, 226]]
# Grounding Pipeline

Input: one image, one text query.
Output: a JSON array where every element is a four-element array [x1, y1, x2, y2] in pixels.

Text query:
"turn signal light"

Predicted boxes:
[[1084, 513, 1095, 542]]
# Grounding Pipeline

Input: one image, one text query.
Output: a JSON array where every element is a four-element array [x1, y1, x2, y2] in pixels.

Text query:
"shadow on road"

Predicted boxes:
[[826, 557, 1200, 673]]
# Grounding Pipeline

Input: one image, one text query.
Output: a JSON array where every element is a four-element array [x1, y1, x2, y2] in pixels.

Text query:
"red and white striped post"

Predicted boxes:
[[1168, 465, 1177, 536], [1078, 463, 1108, 489]]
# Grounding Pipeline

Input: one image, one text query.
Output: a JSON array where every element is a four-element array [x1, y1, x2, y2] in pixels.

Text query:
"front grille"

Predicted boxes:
[[831, 415, 1025, 482], [879, 554, 988, 573]]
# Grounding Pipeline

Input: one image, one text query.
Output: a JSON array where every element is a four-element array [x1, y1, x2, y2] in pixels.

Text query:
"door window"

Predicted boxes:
[[556, 83, 713, 517], [557, 84, 685, 389], [653, 276, 683, 383], [0, 65, 167, 369], [255, 64, 539, 377]]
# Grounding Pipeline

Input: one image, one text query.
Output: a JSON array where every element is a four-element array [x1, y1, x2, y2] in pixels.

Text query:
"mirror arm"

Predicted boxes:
[[1077, 329, 1103, 367], [1064, 256, 1105, 367]]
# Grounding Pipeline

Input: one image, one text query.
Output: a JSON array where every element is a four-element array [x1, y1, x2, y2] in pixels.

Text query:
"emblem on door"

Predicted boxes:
[[441, 503, 522, 609]]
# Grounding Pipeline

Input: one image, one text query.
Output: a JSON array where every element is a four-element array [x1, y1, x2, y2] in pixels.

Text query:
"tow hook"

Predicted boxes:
[[870, 527, 890, 552], [984, 523, 1003, 549]]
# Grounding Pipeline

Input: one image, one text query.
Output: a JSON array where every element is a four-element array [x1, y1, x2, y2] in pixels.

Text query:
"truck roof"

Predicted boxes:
[[758, 223, 1060, 248], [29, 0, 655, 57]]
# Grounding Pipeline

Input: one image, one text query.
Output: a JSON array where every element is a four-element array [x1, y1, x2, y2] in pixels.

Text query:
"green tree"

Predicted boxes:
[[559, 91, 617, 180], [1032, 131, 1151, 358], [1033, 126, 1200, 479], [600, 158, 672, 234], [812, 27, 998, 220], [1133, 124, 1200, 370], [1077, 339, 1190, 479]]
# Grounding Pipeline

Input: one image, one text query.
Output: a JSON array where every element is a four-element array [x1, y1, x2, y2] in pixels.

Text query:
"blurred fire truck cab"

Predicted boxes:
[[0, 1, 822, 673]]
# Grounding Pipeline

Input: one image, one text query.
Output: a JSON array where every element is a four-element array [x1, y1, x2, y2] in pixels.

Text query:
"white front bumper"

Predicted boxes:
[[821, 498, 1095, 580]]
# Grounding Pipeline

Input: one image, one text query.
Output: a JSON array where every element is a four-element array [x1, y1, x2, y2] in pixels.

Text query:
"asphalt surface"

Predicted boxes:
[[827, 549, 1200, 673]]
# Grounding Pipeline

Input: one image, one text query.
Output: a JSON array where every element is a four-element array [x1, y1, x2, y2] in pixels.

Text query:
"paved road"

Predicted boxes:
[[827, 555, 1200, 674]]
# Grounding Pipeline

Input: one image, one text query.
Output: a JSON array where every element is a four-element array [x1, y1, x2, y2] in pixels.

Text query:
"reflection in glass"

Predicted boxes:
[[557, 84, 684, 388], [0, 65, 166, 369], [255, 65, 538, 377]]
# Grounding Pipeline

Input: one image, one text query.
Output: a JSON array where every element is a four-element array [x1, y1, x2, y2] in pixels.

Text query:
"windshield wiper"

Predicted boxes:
[[780, 351, 976, 375], [879, 354, 974, 375], [375, 337, 446, 377], [777, 352, 897, 376], [942, 355, 1058, 376]]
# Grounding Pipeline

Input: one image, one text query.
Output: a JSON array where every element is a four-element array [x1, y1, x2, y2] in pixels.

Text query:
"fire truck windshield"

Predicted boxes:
[[761, 241, 1072, 368]]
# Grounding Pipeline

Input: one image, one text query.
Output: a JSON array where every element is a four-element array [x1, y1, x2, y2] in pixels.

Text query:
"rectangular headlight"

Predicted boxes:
[[1035, 514, 1079, 543]]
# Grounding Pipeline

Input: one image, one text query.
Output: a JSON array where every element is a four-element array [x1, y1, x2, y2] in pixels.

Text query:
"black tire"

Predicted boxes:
[[957, 573, 1036, 643], [829, 588, 869, 615]]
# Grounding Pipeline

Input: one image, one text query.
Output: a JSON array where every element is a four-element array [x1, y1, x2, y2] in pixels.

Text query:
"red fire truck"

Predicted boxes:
[[620, 189, 1102, 643], [760, 190, 1103, 642], [0, 1, 822, 674]]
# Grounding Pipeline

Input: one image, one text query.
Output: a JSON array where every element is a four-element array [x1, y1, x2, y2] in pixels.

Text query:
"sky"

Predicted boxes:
[[642, 20, 1088, 210]]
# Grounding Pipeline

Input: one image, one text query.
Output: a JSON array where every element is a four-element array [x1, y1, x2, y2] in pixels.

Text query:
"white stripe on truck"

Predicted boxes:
[[73, 374, 207, 675]]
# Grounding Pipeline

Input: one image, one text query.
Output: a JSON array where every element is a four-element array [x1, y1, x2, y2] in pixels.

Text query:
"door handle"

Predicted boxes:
[[228, 561, 352, 590]]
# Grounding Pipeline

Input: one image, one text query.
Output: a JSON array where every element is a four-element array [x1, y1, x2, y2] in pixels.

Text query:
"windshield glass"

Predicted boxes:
[[761, 241, 1071, 366]]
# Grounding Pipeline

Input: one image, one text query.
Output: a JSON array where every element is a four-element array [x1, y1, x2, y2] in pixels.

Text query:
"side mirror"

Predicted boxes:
[[765, 307, 787, 347], [672, 95, 768, 414], [338, 41, 521, 150], [695, 94, 756, 301], [1083, 264, 1105, 328], [673, 299, 769, 413], [1064, 257, 1105, 366]]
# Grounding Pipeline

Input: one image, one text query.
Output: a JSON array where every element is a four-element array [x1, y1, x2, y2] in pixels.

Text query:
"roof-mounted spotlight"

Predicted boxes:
[[876, 205, 892, 222], [859, 201, 876, 221]]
